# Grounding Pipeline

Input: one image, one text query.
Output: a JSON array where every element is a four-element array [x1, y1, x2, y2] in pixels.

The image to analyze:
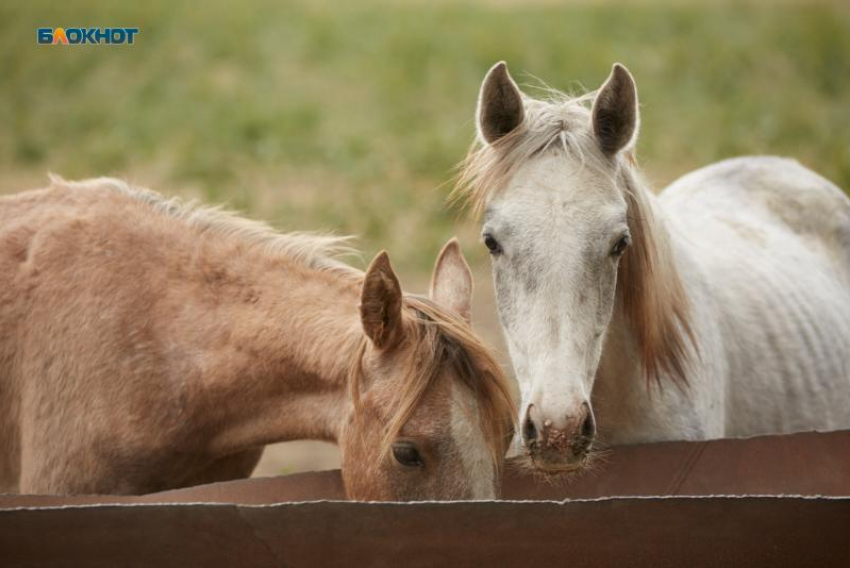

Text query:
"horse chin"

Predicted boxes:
[[529, 452, 589, 476]]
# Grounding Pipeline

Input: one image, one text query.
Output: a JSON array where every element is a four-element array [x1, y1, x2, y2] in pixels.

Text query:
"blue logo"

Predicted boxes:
[[37, 27, 139, 45]]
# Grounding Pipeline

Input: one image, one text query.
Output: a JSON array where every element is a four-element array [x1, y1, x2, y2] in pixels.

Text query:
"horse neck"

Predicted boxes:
[[592, 165, 691, 442], [593, 297, 650, 441], [188, 247, 364, 455]]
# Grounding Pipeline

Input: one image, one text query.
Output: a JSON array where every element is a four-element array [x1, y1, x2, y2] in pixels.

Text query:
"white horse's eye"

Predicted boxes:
[[611, 235, 630, 257], [483, 234, 502, 255]]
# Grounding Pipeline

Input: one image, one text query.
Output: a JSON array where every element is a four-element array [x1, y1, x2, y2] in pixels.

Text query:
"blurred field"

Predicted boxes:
[[1, 0, 848, 476]]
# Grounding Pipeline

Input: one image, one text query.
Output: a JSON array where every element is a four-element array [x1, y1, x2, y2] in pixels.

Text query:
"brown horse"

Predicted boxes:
[[0, 176, 515, 499]]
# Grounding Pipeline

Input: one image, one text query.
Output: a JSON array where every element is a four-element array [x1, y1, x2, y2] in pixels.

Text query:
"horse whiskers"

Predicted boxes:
[[506, 443, 612, 488], [580, 446, 613, 478]]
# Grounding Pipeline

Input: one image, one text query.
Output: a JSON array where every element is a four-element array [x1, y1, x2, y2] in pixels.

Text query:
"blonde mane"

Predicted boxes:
[[349, 296, 517, 467], [617, 169, 696, 386], [49, 174, 358, 275], [452, 90, 695, 386]]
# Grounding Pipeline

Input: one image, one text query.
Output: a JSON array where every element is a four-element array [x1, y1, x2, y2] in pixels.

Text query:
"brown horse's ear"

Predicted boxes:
[[430, 238, 473, 323], [360, 251, 404, 350], [592, 63, 639, 156], [477, 61, 525, 145]]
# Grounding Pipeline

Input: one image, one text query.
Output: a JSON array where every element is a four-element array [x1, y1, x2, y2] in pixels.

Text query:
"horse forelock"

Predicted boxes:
[[348, 295, 516, 469], [452, 89, 601, 218]]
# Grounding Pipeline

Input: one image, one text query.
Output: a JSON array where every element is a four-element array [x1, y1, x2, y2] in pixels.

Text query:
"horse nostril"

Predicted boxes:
[[580, 402, 596, 441], [522, 413, 538, 447]]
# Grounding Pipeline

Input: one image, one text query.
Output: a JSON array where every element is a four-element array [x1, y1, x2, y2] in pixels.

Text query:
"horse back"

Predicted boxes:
[[661, 157, 850, 435], [662, 156, 850, 279]]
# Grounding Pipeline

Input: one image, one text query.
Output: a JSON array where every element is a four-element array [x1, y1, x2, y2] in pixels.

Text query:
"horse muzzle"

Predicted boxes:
[[521, 401, 596, 472]]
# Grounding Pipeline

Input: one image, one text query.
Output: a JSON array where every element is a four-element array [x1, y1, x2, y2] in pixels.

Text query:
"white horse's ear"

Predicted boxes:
[[477, 61, 525, 145], [361, 251, 405, 350], [592, 63, 640, 155], [430, 238, 473, 322]]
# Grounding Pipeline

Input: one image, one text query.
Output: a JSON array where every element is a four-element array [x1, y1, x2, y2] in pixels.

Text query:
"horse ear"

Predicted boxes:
[[477, 61, 525, 145], [430, 238, 473, 322], [361, 251, 404, 350], [592, 63, 639, 155]]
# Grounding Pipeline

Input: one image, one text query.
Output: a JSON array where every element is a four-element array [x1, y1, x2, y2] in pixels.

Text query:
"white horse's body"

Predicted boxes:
[[596, 156, 850, 446], [459, 62, 850, 468]]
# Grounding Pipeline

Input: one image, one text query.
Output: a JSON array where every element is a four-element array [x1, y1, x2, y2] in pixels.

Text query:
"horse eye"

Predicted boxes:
[[483, 234, 502, 255], [392, 442, 425, 468], [611, 235, 630, 257]]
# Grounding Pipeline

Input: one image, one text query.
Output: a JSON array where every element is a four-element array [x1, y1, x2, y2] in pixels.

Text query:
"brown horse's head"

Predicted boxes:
[[339, 239, 516, 500]]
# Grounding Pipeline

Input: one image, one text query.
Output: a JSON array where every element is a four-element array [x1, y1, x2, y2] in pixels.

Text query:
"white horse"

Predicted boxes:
[[455, 62, 850, 472]]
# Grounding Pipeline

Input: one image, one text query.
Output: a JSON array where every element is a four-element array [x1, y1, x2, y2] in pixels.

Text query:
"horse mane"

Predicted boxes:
[[348, 295, 517, 467], [451, 89, 695, 387], [618, 168, 696, 386], [48, 174, 359, 276]]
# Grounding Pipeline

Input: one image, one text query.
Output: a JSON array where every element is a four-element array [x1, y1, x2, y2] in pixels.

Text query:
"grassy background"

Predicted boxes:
[[1, 0, 847, 475], [1, 0, 848, 277]]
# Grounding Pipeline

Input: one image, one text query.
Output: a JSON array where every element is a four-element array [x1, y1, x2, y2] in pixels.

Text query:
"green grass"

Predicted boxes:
[[1, 0, 848, 276]]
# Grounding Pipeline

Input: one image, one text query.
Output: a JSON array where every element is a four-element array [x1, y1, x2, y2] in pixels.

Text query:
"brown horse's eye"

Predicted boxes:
[[392, 442, 424, 468], [611, 235, 630, 257]]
